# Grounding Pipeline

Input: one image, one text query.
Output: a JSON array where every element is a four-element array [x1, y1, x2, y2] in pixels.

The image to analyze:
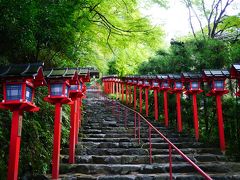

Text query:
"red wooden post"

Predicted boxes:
[[139, 87, 143, 113], [192, 94, 199, 141], [129, 86, 132, 105], [134, 86, 137, 110], [121, 83, 124, 102], [216, 95, 226, 151], [52, 103, 62, 179], [145, 88, 149, 117], [126, 84, 128, 104], [7, 110, 23, 180], [176, 92, 182, 132], [76, 97, 82, 144], [116, 82, 119, 99], [69, 100, 77, 164], [154, 89, 158, 121], [163, 91, 169, 127]]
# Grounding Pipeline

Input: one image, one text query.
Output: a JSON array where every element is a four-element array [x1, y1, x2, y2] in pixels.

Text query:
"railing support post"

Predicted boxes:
[[124, 108, 127, 128], [169, 144, 172, 180], [138, 114, 141, 144], [134, 112, 137, 138], [148, 126, 152, 164]]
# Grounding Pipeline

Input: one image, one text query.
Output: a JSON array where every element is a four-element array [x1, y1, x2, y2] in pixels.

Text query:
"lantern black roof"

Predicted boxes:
[[230, 63, 240, 79], [231, 64, 240, 72], [156, 74, 168, 80], [0, 63, 44, 78], [202, 69, 230, 79], [78, 68, 89, 76], [148, 75, 157, 79], [181, 72, 202, 80], [44, 68, 78, 78], [168, 74, 181, 80], [78, 67, 99, 78]]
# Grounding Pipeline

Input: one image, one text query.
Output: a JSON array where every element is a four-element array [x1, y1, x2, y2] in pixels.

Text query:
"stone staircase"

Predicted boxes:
[[59, 93, 240, 179]]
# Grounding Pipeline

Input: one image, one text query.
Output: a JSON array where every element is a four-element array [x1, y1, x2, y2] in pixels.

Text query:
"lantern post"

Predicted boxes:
[[126, 76, 133, 106], [150, 75, 159, 120], [66, 68, 84, 164], [0, 63, 46, 180], [137, 76, 144, 113], [76, 68, 92, 143], [202, 70, 229, 152], [181, 72, 203, 141], [143, 76, 151, 117], [125, 77, 129, 104], [132, 77, 138, 110], [168, 74, 184, 132], [158, 75, 171, 127], [44, 68, 76, 179]]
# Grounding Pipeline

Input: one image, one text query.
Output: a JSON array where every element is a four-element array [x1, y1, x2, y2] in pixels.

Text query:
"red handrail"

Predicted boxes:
[[114, 100, 213, 180]]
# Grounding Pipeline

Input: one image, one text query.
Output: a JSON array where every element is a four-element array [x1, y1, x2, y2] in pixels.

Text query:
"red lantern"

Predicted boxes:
[[0, 63, 46, 180], [230, 64, 240, 96], [168, 74, 184, 132], [181, 72, 203, 141], [157, 75, 170, 127], [44, 68, 78, 179], [202, 69, 229, 152]]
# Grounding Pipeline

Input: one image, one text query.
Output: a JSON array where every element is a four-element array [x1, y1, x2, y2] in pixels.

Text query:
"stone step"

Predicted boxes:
[[75, 142, 206, 149], [61, 147, 222, 156], [59, 162, 235, 175], [57, 173, 240, 180], [80, 133, 193, 139], [80, 137, 195, 143], [61, 154, 226, 164]]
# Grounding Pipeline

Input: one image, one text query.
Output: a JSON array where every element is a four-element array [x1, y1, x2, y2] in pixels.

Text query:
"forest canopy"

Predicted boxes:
[[0, 0, 166, 74]]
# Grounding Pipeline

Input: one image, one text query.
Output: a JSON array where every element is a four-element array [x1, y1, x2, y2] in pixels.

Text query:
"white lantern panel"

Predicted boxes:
[[65, 86, 69, 96], [191, 82, 199, 90], [26, 86, 33, 102], [70, 85, 78, 90], [6, 84, 22, 100], [175, 82, 182, 89], [153, 82, 159, 87], [144, 81, 149, 85], [214, 80, 224, 89], [51, 84, 63, 96], [162, 82, 169, 88]]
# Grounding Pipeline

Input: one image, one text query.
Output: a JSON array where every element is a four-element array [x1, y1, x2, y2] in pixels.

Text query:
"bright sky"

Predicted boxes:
[[140, 0, 191, 43], [139, 0, 240, 44]]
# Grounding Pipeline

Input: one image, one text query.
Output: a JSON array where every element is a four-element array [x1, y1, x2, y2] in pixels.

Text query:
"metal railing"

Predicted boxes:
[[103, 96, 212, 180]]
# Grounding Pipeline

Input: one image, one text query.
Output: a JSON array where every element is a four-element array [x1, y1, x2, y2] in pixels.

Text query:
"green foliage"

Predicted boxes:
[[137, 36, 240, 159]]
